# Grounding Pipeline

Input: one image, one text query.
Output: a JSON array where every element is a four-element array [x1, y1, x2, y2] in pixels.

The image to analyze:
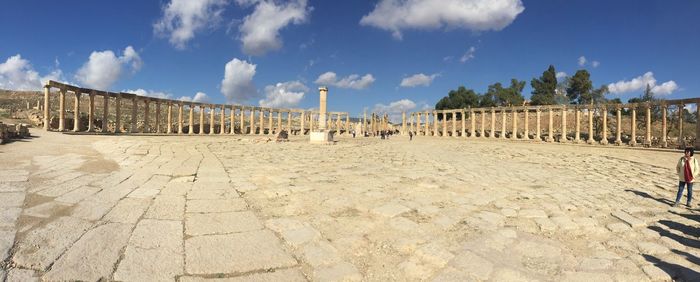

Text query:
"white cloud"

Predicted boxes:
[[123, 89, 172, 99], [360, 0, 524, 39], [154, 0, 227, 49], [460, 46, 476, 63], [0, 54, 63, 90], [221, 58, 257, 102], [259, 81, 308, 108], [238, 0, 310, 56], [591, 60, 600, 68], [578, 56, 586, 67], [607, 72, 678, 96], [178, 92, 210, 103], [75, 46, 142, 90], [556, 71, 567, 79], [400, 73, 439, 87], [314, 71, 375, 90], [372, 99, 417, 123]]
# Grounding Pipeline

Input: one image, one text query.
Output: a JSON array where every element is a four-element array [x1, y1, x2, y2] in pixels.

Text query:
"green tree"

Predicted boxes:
[[530, 65, 558, 105], [566, 70, 593, 104], [434, 86, 479, 119]]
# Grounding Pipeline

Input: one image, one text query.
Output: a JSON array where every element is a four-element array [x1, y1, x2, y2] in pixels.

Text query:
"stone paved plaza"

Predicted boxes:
[[1, 131, 699, 281]]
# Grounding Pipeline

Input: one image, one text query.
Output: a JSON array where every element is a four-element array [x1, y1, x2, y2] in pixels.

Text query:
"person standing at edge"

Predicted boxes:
[[675, 147, 700, 208]]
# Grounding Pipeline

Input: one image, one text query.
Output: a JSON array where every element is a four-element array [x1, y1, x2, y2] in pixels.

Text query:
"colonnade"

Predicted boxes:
[[406, 102, 700, 149], [42, 81, 352, 136]]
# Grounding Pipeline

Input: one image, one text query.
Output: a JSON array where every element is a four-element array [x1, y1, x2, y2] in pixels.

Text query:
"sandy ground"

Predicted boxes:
[[0, 130, 698, 281]]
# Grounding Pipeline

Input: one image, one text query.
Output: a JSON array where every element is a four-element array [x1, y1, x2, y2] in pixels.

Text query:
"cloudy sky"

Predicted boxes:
[[0, 0, 697, 117]]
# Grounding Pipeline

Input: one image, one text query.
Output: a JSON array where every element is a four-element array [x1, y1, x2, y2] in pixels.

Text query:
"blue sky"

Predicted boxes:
[[1, 0, 698, 117]]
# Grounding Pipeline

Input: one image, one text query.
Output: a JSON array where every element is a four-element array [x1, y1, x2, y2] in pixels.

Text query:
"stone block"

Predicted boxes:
[[13, 216, 92, 270], [415, 242, 454, 267], [179, 268, 307, 282], [186, 211, 263, 236], [103, 198, 151, 223], [611, 211, 645, 228], [114, 219, 183, 281], [313, 262, 362, 282], [145, 195, 185, 220], [55, 186, 100, 204], [371, 202, 410, 218], [300, 241, 342, 267], [0, 192, 25, 207], [6, 268, 39, 282], [448, 250, 493, 280], [186, 198, 248, 213], [0, 230, 15, 260], [0, 207, 21, 228], [23, 201, 71, 218], [185, 230, 297, 274], [518, 209, 548, 218]]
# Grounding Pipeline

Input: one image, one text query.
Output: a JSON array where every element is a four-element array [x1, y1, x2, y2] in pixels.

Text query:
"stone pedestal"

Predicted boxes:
[[311, 87, 333, 144], [310, 130, 333, 144]]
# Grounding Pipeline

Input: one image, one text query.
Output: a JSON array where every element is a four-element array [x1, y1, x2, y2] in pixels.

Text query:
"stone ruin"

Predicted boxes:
[[0, 122, 30, 144]]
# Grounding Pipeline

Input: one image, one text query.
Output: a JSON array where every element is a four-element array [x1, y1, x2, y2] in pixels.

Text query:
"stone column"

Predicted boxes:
[[208, 105, 214, 135], [58, 88, 66, 131], [230, 106, 236, 135], [401, 112, 407, 135], [267, 110, 272, 135], [188, 103, 194, 135], [115, 94, 121, 133], [415, 113, 421, 135], [168, 102, 173, 134], [501, 109, 507, 139], [452, 111, 457, 137], [155, 101, 161, 133], [629, 106, 637, 146], [144, 99, 151, 133], [301, 111, 306, 135], [310, 113, 315, 131], [440, 111, 446, 137], [199, 105, 205, 135], [287, 112, 293, 132], [461, 109, 466, 138], [73, 90, 81, 132], [524, 109, 529, 140], [131, 96, 138, 133], [346, 114, 350, 133], [661, 104, 668, 147], [43, 85, 51, 130], [249, 108, 255, 134], [511, 108, 518, 140], [679, 103, 684, 148], [177, 103, 183, 134], [423, 112, 428, 136], [535, 107, 541, 141], [587, 107, 595, 144], [103, 92, 109, 132], [274, 111, 280, 133], [560, 106, 567, 142], [240, 107, 246, 134], [645, 103, 652, 146], [696, 101, 700, 148], [88, 90, 96, 132], [470, 109, 476, 137], [219, 105, 225, 135], [490, 108, 496, 138], [319, 87, 328, 130], [480, 109, 486, 138], [615, 106, 622, 145], [601, 106, 609, 145], [574, 108, 581, 143], [546, 107, 554, 142], [336, 113, 341, 133]]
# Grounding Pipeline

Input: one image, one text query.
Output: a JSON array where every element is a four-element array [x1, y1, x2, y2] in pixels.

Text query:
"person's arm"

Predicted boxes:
[[677, 158, 682, 173]]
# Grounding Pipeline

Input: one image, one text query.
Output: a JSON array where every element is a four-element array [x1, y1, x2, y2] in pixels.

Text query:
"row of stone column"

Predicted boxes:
[[42, 82, 352, 135], [407, 104, 699, 148]]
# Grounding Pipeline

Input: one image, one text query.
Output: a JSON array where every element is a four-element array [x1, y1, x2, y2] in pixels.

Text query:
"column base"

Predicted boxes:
[[601, 139, 609, 145], [310, 130, 334, 144], [615, 140, 622, 146], [662, 141, 668, 148], [587, 139, 596, 145], [629, 141, 637, 147], [546, 137, 554, 143]]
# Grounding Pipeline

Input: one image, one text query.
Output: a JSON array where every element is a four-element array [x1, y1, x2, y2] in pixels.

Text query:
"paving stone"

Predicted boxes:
[[0, 192, 25, 207], [518, 209, 548, 218], [70, 199, 116, 221], [415, 242, 455, 267], [114, 219, 183, 281], [371, 202, 411, 217], [0, 170, 29, 182], [22, 201, 71, 218], [187, 189, 240, 200], [185, 230, 297, 274], [560, 271, 613, 282], [397, 257, 436, 280], [0, 182, 26, 192], [103, 198, 151, 223], [186, 198, 248, 213], [280, 226, 322, 247], [0, 230, 15, 260], [501, 208, 517, 217], [448, 250, 493, 280], [300, 241, 343, 267], [513, 240, 561, 259], [265, 218, 306, 233], [160, 182, 193, 196], [43, 223, 132, 281], [313, 262, 362, 282], [6, 268, 38, 282], [642, 264, 673, 281], [0, 207, 21, 228], [637, 242, 670, 255], [611, 211, 646, 228], [606, 222, 632, 233], [127, 187, 161, 198], [489, 268, 531, 282], [535, 217, 557, 232], [578, 258, 612, 271], [551, 216, 578, 230], [145, 195, 185, 220], [54, 186, 100, 204], [13, 216, 93, 270], [186, 211, 262, 235], [179, 268, 307, 282]]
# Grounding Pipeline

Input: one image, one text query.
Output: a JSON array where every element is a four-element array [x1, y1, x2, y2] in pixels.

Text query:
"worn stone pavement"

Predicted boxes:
[[0, 131, 698, 281]]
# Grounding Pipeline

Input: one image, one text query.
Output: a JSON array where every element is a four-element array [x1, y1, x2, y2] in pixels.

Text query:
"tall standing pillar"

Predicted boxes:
[[336, 113, 341, 133], [629, 106, 637, 146], [43, 85, 51, 130], [469, 109, 476, 137], [679, 103, 684, 148], [501, 109, 507, 139], [131, 96, 138, 133], [402, 112, 407, 135], [587, 106, 595, 144], [511, 108, 518, 140], [319, 87, 327, 130], [167, 102, 173, 134], [177, 103, 183, 134], [480, 109, 486, 138], [287, 112, 293, 132], [115, 94, 121, 133], [188, 103, 194, 135], [461, 109, 466, 137], [240, 107, 245, 134], [560, 106, 567, 142], [345, 114, 350, 133], [696, 101, 700, 148], [209, 105, 215, 135], [535, 107, 541, 141], [546, 107, 554, 142], [661, 104, 668, 147], [452, 111, 457, 137], [88, 91, 95, 132], [301, 111, 306, 135], [574, 108, 581, 143], [615, 106, 622, 145], [220, 105, 226, 135], [645, 104, 652, 146], [524, 109, 529, 140], [267, 110, 272, 135], [249, 108, 255, 135], [199, 105, 205, 135], [424, 111, 429, 136], [155, 101, 161, 133], [601, 106, 609, 145], [490, 108, 496, 138], [58, 88, 66, 131], [103, 92, 109, 132], [275, 111, 281, 133], [73, 90, 81, 132], [229, 106, 236, 135]]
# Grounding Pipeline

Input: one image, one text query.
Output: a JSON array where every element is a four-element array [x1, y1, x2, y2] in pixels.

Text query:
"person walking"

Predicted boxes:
[[675, 147, 700, 208], [409, 131, 413, 141]]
